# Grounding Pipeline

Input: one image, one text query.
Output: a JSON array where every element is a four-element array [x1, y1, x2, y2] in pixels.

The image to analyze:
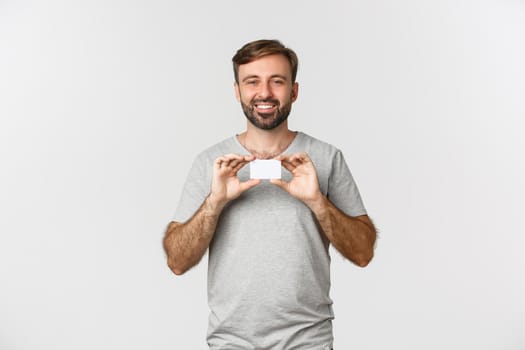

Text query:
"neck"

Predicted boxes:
[[238, 122, 296, 159]]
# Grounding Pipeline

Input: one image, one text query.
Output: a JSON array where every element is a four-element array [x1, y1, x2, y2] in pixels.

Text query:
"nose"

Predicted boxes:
[[257, 81, 273, 99]]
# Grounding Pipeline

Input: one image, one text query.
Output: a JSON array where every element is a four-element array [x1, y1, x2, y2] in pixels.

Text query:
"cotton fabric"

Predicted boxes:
[[174, 132, 366, 350]]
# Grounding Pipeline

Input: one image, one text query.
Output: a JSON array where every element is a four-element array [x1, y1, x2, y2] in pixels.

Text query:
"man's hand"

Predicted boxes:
[[163, 153, 259, 276], [270, 153, 323, 208], [271, 152, 376, 266], [209, 154, 260, 208]]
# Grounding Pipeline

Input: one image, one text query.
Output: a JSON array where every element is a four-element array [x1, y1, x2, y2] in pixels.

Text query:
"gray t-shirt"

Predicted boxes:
[[174, 132, 367, 350]]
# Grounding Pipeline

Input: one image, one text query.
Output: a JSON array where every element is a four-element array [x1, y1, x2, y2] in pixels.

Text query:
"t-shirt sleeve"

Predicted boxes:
[[172, 155, 212, 223], [327, 150, 367, 217]]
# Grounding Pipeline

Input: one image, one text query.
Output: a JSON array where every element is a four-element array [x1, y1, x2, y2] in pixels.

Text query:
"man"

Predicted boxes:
[[163, 39, 376, 350]]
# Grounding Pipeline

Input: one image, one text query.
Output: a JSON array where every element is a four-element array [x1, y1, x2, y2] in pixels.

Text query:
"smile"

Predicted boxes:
[[255, 103, 275, 109], [253, 102, 278, 114]]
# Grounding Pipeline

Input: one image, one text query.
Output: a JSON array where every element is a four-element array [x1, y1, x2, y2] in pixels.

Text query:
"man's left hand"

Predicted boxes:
[[270, 152, 323, 207]]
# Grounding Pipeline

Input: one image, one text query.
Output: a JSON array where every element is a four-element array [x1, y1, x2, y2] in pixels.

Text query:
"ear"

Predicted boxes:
[[291, 82, 299, 102], [234, 82, 241, 101]]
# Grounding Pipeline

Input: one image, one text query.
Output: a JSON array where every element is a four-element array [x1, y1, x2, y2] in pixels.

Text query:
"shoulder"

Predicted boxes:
[[183, 136, 238, 186], [194, 136, 239, 164], [297, 132, 342, 161]]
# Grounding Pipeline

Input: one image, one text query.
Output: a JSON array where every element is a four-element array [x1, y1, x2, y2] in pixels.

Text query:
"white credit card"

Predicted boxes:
[[249, 159, 281, 179]]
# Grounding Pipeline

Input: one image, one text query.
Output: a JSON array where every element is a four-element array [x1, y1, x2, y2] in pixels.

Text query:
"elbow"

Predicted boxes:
[[163, 223, 189, 276], [170, 267, 186, 276], [357, 227, 377, 267], [166, 258, 188, 276], [354, 251, 374, 268], [351, 216, 377, 268]]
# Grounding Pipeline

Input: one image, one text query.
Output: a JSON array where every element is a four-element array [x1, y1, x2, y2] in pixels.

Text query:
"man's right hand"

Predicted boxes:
[[208, 154, 260, 209], [164, 153, 258, 275]]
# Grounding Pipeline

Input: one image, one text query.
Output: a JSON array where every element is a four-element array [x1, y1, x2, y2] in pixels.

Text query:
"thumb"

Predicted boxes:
[[270, 178, 289, 192], [239, 179, 261, 192]]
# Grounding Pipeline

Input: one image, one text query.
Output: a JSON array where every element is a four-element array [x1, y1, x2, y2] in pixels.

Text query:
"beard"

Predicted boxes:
[[241, 98, 292, 130]]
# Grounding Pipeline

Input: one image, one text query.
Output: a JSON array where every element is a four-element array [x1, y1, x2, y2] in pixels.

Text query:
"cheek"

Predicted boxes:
[[246, 93, 261, 103]]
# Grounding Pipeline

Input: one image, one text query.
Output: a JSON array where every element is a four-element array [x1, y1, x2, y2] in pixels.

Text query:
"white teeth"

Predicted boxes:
[[256, 104, 274, 109]]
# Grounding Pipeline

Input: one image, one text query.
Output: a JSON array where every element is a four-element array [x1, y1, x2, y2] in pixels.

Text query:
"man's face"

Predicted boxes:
[[235, 54, 298, 130]]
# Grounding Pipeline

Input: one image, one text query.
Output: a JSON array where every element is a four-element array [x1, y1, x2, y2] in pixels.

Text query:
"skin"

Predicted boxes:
[[163, 154, 260, 275], [163, 54, 376, 275], [271, 153, 376, 267], [236, 54, 297, 132]]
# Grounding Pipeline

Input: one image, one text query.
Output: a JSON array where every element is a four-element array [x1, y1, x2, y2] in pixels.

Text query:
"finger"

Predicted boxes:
[[219, 159, 231, 169], [231, 154, 255, 173], [217, 154, 240, 165], [239, 179, 261, 192], [288, 153, 304, 167], [280, 160, 296, 173], [232, 159, 250, 173], [225, 154, 244, 166], [223, 153, 243, 160], [219, 155, 243, 169], [228, 158, 242, 170], [214, 156, 227, 170], [243, 154, 256, 162], [298, 152, 312, 162], [216, 155, 236, 164], [289, 152, 309, 160], [277, 154, 293, 164]]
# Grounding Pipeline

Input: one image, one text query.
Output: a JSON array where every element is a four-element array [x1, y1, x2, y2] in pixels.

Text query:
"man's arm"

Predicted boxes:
[[163, 154, 260, 275], [271, 153, 376, 267], [307, 199, 376, 267], [163, 195, 224, 275]]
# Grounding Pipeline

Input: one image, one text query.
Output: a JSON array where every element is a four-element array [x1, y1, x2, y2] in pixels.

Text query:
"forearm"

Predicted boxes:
[[307, 196, 376, 267], [163, 195, 225, 275]]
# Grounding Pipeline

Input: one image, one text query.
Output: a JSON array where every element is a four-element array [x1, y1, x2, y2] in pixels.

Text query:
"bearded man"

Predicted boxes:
[[163, 39, 376, 350]]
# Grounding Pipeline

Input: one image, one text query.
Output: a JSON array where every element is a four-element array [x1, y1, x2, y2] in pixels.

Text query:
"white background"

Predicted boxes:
[[1, 1, 524, 349]]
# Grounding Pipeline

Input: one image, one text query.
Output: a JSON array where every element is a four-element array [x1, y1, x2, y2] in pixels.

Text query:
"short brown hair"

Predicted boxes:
[[232, 39, 299, 83]]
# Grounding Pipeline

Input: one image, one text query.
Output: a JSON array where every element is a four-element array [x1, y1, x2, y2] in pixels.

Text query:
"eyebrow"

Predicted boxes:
[[241, 74, 289, 82]]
